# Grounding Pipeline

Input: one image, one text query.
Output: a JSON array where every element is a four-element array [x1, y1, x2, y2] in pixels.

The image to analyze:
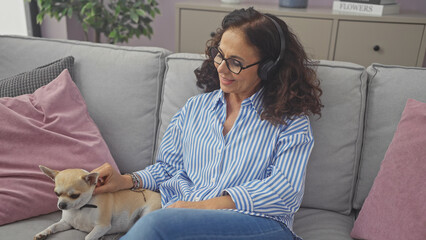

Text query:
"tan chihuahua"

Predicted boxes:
[[34, 165, 161, 240]]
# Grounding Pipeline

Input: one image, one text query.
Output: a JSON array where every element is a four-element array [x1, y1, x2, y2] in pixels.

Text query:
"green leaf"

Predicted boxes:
[[36, 14, 44, 24], [67, 8, 73, 18], [80, 3, 91, 15], [82, 22, 88, 32], [134, 1, 142, 8], [109, 29, 117, 38], [130, 11, 139, 23], [115, 6, 121, 16], [136, 9, 146, 17]]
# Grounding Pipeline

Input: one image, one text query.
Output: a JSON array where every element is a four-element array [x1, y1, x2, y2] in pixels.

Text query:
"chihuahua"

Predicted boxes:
[[34, 165, 161, 240]]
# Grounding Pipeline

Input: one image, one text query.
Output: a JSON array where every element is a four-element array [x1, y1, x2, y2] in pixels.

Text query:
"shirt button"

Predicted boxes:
[[211, 178, 216, 183], [195, 197, 200, 201]]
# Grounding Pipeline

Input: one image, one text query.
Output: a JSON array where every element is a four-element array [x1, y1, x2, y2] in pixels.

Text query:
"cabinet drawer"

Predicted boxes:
[[178, 9, 227, 53], [334, 21, 424, 66], [281, 17, 333, 60]]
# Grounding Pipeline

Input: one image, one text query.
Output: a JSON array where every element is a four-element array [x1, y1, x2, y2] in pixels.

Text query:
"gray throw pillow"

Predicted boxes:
[[0, 56, 74, 97]]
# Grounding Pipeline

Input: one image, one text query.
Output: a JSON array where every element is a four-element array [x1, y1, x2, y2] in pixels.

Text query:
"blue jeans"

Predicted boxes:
[[120, 208, 301, 240]]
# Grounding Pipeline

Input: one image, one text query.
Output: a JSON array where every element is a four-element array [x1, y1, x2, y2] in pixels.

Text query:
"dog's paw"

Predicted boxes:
[[34, 234, 49, 240], [34, 230, 51, 240]]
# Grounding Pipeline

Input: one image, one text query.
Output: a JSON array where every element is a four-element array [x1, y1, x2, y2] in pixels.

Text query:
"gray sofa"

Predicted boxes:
[[0, 35, 425, 240]]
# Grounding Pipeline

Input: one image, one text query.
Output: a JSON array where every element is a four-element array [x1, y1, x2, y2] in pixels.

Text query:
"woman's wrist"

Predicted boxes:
[[122, 174, 135, 190], [207, 196, 236, 209], [124, 173, 142, 190]]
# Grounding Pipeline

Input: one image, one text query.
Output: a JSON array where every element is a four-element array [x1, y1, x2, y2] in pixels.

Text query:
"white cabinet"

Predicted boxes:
[[281, 17, 333, 60], [334, 21, 424, 66]]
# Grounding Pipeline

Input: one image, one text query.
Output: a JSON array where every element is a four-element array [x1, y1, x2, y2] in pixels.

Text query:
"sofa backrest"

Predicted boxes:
[[353, 64, 426, 209], [0, 35, 170, 173], [159, 53, 367, 214], [155, 53, 205, 153]]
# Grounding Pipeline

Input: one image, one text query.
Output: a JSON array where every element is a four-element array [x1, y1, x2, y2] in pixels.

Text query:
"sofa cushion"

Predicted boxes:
[[0, 211, 122, 240], [294, 208, 355, 240], [0, 70, 118, 226], [0, 35, 171, 173], [302, 60, 367, 214], [354, 64, 426, 209], [0, 56, 74, 97], [158, 55, 366, 214], [351, 99, 426, 240]]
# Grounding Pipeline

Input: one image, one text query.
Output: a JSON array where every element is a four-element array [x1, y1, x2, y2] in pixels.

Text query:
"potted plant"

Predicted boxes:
[[35, 0, 160, 44]]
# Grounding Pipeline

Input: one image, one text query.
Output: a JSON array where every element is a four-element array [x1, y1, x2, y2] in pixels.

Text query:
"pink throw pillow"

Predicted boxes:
[[351, 99, 426, 240], [0, 70, 118, 225]]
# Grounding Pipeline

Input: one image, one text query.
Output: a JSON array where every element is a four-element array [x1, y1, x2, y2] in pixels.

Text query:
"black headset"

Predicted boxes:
[[258, 14, 286, 82]]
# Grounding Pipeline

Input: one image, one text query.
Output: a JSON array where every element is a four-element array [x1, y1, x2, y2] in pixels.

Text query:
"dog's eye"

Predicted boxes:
[[54, 192, 60, 197], [70, 194, 80, 199]]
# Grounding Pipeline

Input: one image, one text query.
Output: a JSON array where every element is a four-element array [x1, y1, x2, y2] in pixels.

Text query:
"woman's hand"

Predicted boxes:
[[167, 196, 236, 210], [91, 163, 133, 195]]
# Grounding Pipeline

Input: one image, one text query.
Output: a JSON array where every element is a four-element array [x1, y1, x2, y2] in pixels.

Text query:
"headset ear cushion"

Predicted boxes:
[[258, 60, 275, 81]]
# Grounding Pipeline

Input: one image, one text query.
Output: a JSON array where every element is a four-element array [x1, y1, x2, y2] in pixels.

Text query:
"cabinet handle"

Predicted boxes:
[[210, 32, 216, 38], [373, 45, 380, 52]]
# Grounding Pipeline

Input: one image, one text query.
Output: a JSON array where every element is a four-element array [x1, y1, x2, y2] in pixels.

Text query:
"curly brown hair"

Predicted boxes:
[[195, 8, 323, 125]]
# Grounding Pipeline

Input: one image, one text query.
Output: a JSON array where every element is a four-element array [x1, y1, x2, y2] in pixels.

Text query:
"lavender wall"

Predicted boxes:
[[42, 0, 426, 64]]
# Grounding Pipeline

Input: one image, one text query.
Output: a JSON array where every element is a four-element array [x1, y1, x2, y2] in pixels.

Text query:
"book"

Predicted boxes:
[[340, 0, 396, 4], [333, 1, 400, 16]]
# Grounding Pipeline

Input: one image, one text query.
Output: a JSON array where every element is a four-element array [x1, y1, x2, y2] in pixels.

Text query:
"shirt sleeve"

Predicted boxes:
[[224, 116, 314, 216], [134, 106, 186, 191]]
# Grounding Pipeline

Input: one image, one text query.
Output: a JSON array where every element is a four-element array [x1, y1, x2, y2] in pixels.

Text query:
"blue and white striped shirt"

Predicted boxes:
[[136, 88, 314, 229]]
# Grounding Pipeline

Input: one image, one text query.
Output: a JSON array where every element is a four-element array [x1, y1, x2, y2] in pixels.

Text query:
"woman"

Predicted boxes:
[[93, 7, 322, 240]]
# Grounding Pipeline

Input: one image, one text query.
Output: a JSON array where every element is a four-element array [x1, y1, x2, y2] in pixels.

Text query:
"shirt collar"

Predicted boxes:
[[210, 89, 226, 111], [242, 88, 264, 115], [210, 88, 264, 116]]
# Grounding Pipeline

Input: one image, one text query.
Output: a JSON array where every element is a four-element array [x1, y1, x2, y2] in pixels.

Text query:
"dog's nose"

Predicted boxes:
[[58, 202, 67, 210]]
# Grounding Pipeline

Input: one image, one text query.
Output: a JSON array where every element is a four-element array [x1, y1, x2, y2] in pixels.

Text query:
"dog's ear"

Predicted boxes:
[[83, 172, 99, 186], [39, 165, 60, 181]]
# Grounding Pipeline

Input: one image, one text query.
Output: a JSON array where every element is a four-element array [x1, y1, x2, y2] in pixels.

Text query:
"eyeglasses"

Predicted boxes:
[[209, 47, 262, 74]]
